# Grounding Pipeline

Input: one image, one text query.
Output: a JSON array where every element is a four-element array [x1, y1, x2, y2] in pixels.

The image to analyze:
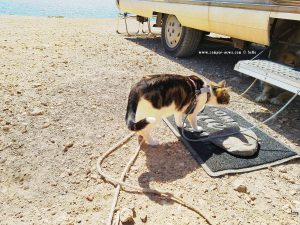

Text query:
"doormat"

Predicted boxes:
[[164, 106, 300, 177]]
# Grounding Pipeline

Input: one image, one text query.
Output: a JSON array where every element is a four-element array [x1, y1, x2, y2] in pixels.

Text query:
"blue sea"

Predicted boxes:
[[0, 0, 118, 18]]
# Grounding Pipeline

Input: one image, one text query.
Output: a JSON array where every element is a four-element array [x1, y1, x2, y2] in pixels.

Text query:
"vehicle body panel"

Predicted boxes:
[[117, 0, 300, 45]]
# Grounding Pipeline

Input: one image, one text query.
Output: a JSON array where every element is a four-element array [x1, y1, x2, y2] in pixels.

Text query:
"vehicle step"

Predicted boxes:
[[234, 60, 300, 94]]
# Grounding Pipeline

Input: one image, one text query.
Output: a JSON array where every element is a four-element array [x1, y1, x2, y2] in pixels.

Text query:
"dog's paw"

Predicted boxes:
[[270, 97, 283, 105], [255, 94, 269, 103]]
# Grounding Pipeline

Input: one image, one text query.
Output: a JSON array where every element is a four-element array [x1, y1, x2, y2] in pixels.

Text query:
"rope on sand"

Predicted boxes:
[[97, 133, 214, 225]]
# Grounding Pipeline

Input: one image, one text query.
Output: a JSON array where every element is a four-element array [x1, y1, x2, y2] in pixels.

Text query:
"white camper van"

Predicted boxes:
[[116, 0, 300, 96], [116, 0, 299, 57]]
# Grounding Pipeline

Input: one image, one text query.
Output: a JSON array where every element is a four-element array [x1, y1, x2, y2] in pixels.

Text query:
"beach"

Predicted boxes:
[[0, 15, 299, 225]]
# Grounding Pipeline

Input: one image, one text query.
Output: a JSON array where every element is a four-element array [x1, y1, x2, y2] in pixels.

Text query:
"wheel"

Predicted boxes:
[[161, 14, 203, 57]]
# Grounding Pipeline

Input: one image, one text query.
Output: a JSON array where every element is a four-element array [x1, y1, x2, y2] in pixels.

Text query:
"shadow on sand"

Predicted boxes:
[[137, 141, 199, 204]]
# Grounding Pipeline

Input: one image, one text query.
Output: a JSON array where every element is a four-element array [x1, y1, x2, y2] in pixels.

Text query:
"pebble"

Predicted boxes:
[[63, 142, 74, 151], [90, 174, 98, 180], [86, 195, 94, 201], [246, 196, 252, 203], [120, 208, 133, 223], [3, 126, 10, 132], [29, 108, 44, 116], [282, 175, 296, 184], [282, 204, 290, 213], [42, 123, 51, 128], [86, 169, 91, 175], [21, 126, 27, 133], [32, 83, 42, 88], [140, 211, 147, 223], [127, 203, 135, 210], [66, 169, 72, 176], [209, 185, 217, 191], [234, 184, 248, 193], [278, 167, 287, 173], [292, 200, 300, 211]]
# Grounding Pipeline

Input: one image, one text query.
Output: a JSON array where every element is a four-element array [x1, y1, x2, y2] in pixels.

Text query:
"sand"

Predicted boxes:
[[0, 15, 299, 225]]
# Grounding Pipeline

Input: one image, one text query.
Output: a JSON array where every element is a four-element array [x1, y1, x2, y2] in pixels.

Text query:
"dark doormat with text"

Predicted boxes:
[[164, 106, 300, 177]]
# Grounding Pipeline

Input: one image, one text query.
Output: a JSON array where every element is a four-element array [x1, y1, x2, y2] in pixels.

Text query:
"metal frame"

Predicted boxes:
[[116, 12, 140, 36], [116, 12, 159, 37]]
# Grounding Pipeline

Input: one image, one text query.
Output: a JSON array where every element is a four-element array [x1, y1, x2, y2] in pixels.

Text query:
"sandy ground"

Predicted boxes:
[[0, 15, 299, 225]]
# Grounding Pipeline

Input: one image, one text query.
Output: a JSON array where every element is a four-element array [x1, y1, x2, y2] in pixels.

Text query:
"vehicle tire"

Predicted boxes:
[[161, 14, 203, 57]]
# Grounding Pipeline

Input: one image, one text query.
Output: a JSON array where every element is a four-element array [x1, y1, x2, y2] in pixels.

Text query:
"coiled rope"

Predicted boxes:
[[97, 133, 214, 225]]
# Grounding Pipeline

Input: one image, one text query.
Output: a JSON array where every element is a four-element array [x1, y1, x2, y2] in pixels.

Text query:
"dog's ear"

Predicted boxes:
[[218, 80, 226, 88]]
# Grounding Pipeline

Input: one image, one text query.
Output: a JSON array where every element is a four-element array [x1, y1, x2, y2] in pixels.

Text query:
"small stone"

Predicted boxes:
[[282, 204, 290, 212], [291, 201, 300, 215], [21, 127, 27, 133], [42, 123, 51, 128], [209, 185, 217, 191], [140, 211, 147, 223], [33, 83, 42, 88], [234, 184, 247, 193], [246, 196, 252, 203], [120, 208, 133, 223], [29, 108, 44, 116], [86, 195, 94, 201], [90, 174, 98, 180], [23, 185, 29, 190], [2, 126, 10, 132], [282, 175, 296, 184], [86, 169, 91, 175], [66, 169, 72, 176], [63, 142, 74, 151], [279, 167, 287, 173], [127, 203, 135, 210]]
